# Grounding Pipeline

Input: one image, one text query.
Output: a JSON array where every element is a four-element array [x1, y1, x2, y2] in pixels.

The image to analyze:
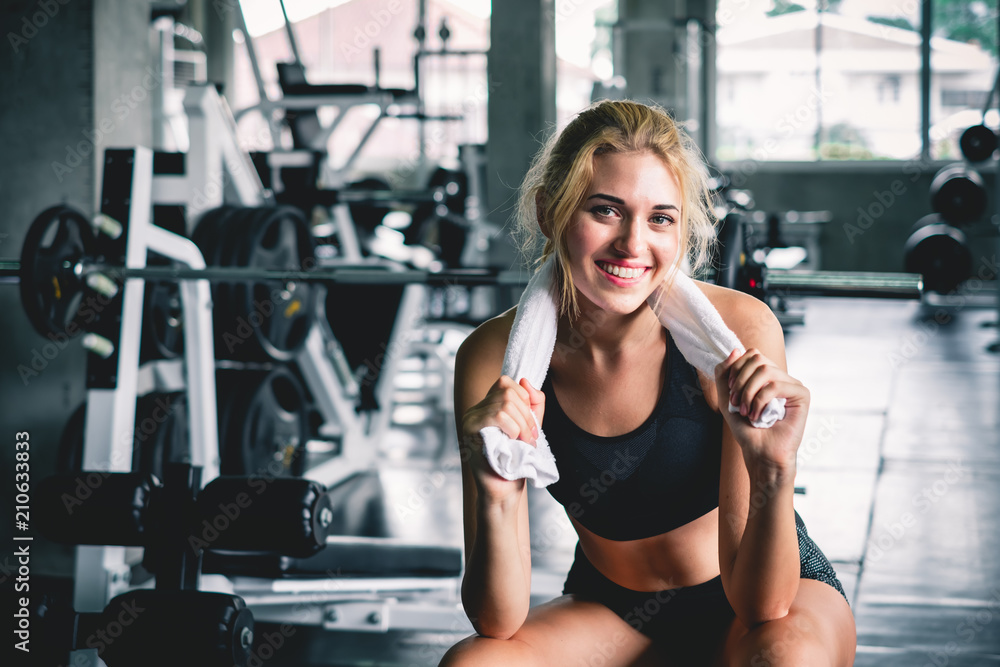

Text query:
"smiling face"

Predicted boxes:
[[562, 150, 682, 318]]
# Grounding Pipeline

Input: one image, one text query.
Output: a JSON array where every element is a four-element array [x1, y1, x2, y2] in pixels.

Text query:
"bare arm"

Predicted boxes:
[[713, 290, 804, 626], [454, 315, 542, 639]]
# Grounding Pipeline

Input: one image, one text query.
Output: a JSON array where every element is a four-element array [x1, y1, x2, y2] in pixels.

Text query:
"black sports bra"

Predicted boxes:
[[542, 332, 723, 541]]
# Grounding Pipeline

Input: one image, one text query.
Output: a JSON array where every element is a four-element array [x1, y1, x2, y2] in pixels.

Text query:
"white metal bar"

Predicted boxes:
[[144, 224, 219, 483], [75, 147, 155, 612], [297, 327, 356, 434]]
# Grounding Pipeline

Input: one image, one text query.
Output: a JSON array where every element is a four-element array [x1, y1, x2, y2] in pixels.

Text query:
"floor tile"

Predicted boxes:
[[794, 469, 876, 564], [858, 460, 1000, 603]]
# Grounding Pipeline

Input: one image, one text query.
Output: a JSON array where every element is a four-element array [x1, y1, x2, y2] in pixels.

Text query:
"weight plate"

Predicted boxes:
[[133, 393, 188, 482], [959, 124, 997, 163], [142, 280, 184, 360], [903, 222, 973, 294], [194, 206, 246, 359], [19, 206, 96, 338], [930, 164, 987, 225], [218, 367, 308, 477], [214, 207, 258, 357], [229, 206, 317, 361], [56, 394, 185, 479], [192, 205, 240, 267]]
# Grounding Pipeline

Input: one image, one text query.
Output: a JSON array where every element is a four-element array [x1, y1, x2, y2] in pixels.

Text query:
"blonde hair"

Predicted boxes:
[[516, 99, 717, 318]]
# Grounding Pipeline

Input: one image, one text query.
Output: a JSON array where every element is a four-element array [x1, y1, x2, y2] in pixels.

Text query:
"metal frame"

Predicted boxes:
[[75, 148, 221, 614], [73, 147, 468, 635], [152, 84, 268, 224]]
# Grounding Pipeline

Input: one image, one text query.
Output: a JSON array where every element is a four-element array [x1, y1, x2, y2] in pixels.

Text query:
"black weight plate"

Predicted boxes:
[[133, 393, 187, 482], [192, 206, 239, 267], [142, 280, 184, 360], [193, 206, 243, 358], [218, 367, 308, 476], [903, 223, 973, 293], [19, 206, 96, 338], [959, 124, 997, 163], [930, 164, 987, 225], [55, 397, 183, 477], [230, 207, 317, 361], [908, 213, 943, 236], [212, 207, 259, 358]]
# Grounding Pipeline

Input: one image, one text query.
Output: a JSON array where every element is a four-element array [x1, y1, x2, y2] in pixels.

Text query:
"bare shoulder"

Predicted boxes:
[[692, 280, 786, 367], [455, 307, 517, 382]]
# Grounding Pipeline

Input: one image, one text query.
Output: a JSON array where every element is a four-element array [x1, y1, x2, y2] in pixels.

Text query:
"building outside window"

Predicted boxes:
[[716, 0, 997, 161]]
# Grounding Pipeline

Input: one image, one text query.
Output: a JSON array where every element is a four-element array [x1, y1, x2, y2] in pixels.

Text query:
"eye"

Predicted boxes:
[[590, 205, 618, 218], [651, 214, 675, 226]]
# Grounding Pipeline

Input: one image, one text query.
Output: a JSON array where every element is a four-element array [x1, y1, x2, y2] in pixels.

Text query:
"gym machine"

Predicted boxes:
[[18, 148, 474, 665]]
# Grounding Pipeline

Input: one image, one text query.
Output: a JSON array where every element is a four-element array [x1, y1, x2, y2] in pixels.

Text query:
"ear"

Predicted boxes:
[[535, 191, 552, 240]]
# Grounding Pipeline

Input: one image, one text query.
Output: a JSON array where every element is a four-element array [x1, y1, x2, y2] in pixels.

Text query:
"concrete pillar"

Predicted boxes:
[[618, 0, 685, 114], [0, 0, 152, 574], [486, 0, 556, 237], [616, 0, 715, 155]]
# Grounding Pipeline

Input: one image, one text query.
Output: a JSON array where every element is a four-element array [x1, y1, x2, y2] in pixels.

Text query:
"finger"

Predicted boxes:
[[503, 392, 538, 444], [748, 379, 807, 422], [519, 378, 545, 434], [497, 401, 533, 445], [519, 378, 544, 405], [497, 375, 531, 405], [730, 351, 771, 406], [736, 364, 777, 415], [511, 378, 533, 406], [715, 348, 742, 381]]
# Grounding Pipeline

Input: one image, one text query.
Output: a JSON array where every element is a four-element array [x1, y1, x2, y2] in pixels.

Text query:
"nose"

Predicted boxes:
[[614, 216, 645, 257]]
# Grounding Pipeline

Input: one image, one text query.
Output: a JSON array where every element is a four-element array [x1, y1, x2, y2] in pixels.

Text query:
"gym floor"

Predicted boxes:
[[242, 294, 1000, 666]]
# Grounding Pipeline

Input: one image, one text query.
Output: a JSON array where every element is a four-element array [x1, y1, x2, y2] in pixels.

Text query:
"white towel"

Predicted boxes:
[[480, 260, 786, 488]]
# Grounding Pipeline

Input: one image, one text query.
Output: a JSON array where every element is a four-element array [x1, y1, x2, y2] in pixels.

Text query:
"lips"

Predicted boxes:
[[596, 261, 647, 280]]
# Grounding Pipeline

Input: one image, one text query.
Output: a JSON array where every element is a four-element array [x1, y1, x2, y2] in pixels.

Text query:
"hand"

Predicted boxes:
[[460, 376, 546, 505], [714, 348, 808, 474]]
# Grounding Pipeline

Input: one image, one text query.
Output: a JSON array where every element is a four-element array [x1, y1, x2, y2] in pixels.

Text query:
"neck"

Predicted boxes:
[[557, 299, 664, 361]]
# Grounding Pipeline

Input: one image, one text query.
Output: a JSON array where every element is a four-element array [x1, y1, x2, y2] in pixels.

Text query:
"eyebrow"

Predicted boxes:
[[587, 193, 679, 212]]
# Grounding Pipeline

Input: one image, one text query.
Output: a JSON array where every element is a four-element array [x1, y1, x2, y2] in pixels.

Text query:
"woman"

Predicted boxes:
[[440, 100, 856, 666]]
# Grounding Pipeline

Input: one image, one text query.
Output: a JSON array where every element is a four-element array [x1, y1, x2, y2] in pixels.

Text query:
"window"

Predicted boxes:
[[931, 1, 998, 158], [879, 75, 901, 104], [715, 0, 998, 162]]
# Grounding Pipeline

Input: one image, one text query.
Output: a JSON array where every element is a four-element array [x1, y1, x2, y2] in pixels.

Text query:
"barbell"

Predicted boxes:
[[5, 205, 929, 341]]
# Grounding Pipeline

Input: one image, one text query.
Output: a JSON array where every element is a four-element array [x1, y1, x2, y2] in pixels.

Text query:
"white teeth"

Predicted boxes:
[[600, 262, 643, 279]]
